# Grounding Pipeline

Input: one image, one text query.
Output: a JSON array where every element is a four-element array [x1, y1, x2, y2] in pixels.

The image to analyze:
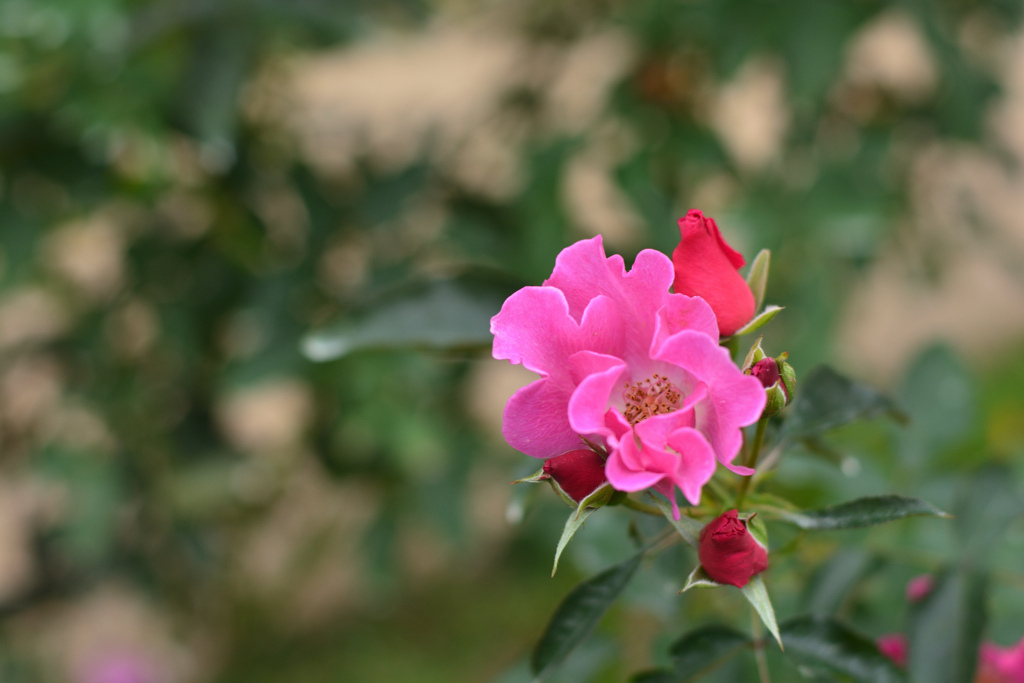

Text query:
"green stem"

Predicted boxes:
[[622, 496, 664, 516], [751, 604, 772, 683], [735, 417, 768, 509]]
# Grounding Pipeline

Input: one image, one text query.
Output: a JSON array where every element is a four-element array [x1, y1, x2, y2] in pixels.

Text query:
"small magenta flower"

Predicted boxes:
[[671, 209, 755, 337], [906, 574, 935, 603], [877, 634, 908, 668], [697, 510, 768, 587], [491, 236, 766, 517]]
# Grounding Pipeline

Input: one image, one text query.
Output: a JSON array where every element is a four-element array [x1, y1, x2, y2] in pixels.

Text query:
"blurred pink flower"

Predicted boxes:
[[906, 574, 935, 603], [79, 652, 159, 683], [877, 634, 908, 668], [491, 236, 765, 517], [978, 638, 1024, 683]]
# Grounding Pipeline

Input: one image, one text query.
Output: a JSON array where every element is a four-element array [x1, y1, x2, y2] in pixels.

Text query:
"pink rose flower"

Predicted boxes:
[[978, 638, 1024, 683], [491, 236, 766, 517], [671, 209, 756, 337]]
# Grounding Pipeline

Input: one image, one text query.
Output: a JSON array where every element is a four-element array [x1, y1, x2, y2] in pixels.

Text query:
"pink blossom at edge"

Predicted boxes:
[[979, 638, 1024, 683], [77, 652, 159, 683]]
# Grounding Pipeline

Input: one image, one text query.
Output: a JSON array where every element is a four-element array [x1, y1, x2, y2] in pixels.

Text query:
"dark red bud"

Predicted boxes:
[[542, 449, 608, 503], [750, 357, 780, 388], [698, 509, 768, 588]]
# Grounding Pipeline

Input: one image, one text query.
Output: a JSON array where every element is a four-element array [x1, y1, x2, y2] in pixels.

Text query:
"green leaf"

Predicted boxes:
[[301, 282, 501, 361], [630, 624, 752, 683], [783, 366, 902, 438], [897, 345, 976, 465], [781, 615, 906, 683], [681, 565, 724, 592], [741, 575, 782, 649], [745, 249, 770, 311], [552, 506, 597, 577], [651, 495, 703, 548], [805, 548, 878, 615], [731, 305, 782, 337], [908, 567, 987, 683], [532, 553, 642, 681], [952, 465, 1024, 565], [670, 624, 753, 681], [773, 495, 949, 531]]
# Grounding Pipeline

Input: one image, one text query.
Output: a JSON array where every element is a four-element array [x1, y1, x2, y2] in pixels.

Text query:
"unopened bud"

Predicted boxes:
[[750, 358, 782, 393], [698, 510, 768, 588], [543, 448, 612, 507]]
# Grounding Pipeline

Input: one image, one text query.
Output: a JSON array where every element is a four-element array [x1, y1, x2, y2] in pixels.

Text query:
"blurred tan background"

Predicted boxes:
[[1, 1, 1024, 681]]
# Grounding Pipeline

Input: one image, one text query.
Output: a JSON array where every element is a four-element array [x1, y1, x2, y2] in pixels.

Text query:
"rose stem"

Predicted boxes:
[[751, 604, 773, 683], [621, 496, 664, 516], [735, 416, 768, 509]]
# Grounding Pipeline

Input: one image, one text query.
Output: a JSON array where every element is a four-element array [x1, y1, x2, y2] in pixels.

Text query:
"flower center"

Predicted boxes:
[[622, 374, 682, 425]]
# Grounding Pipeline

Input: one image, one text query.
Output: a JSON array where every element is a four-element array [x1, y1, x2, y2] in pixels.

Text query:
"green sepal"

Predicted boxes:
[[607, 489, 628, 506], [745, 249, 771, 311], [746, 514, 770, 551], [511, 467, 549, 485], [763, 382, 787, 417], [742, 335, 766, 372], [779, 357, 797, 399], [575, 482, 616, 515], [681, 565, 725, 592], [732, 305, 783, 337]]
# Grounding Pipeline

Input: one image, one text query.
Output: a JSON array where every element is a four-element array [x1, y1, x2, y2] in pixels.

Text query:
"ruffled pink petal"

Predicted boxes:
[[605, 444, 664, 492], [567, 351, 628, 439], [491, 287, 624, 376], [665, 427, 717, 505], [544, 237, 675, 364], [655, 294, 720, 346], [652, 479, 681, 520], [502, 378, 580, 458], [652, 329, 765, 471]]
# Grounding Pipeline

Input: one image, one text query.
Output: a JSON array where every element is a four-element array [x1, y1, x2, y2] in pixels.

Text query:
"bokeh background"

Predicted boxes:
[[2, 0, 1024, 681]]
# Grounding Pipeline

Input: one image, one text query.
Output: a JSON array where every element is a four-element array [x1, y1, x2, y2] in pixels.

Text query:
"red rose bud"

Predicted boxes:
[[750, 358, 783, 394], [543, 449, 609, 505], [748, 357, 791, 416], [698, 509, 768, 588], [672, 209, 756, 337]]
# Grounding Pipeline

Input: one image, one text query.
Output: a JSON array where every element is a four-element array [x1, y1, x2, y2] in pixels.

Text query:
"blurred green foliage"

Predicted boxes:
[[1, 0, 1024, 681]]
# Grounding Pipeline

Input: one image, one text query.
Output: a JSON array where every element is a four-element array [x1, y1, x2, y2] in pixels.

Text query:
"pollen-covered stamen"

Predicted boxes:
[[623, 373, 683, 425]]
